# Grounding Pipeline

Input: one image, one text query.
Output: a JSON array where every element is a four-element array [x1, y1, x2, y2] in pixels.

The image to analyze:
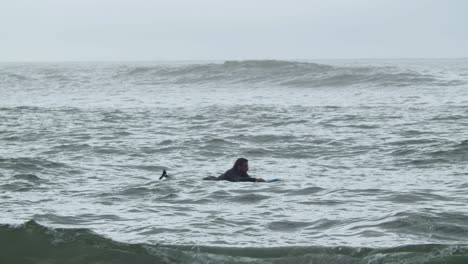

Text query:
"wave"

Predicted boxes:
[[393, 139, 468, 166], [119, 60, 465, 88], [2, 60, 465, 89], [428, 140, 468, 162], [1, 221, 466, 264]]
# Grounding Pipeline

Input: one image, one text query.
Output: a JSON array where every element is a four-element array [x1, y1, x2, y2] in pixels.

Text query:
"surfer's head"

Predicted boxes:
[[233, 158, 249, 172]]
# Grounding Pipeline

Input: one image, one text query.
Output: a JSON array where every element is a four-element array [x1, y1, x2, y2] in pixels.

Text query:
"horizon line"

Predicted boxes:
[[1, 57, 467, 63]]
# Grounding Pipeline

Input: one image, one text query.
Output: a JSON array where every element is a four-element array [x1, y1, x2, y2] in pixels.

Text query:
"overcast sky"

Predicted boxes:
[[1, 0, 467, 61]]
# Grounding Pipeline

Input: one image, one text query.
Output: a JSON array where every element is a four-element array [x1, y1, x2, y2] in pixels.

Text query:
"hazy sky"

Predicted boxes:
[[1, 0, 467, 61]]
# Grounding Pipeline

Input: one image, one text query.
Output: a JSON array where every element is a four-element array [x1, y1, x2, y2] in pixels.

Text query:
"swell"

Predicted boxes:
[[119, 60, 465, 88], [2, 60, 466, 90], [1, 221, 466, 264]]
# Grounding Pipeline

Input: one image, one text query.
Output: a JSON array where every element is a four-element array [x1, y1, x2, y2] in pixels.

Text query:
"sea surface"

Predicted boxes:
[[1, 59, 467, 263]]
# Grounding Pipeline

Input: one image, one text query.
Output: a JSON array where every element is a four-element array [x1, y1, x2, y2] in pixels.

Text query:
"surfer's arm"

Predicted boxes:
[[237, 177, 256, 182]]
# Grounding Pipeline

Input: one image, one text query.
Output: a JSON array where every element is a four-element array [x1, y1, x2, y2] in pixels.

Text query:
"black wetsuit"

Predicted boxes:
[[217, 168, 256, 182]]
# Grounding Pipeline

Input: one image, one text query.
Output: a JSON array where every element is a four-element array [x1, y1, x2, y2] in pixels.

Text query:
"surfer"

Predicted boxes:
[[216, 158, 265, 182], [162, 158, 267, 182]]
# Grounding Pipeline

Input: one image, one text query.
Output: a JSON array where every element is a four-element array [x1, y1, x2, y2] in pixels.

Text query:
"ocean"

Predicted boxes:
[[1, 59, 467, 263]]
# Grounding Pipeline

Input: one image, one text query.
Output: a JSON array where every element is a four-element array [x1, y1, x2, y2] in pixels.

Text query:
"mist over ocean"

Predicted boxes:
[[1, 59, 467, 263]]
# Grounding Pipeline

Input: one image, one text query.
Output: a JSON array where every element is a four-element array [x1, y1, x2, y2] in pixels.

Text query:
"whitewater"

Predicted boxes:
[[0, 59, 467, 263]]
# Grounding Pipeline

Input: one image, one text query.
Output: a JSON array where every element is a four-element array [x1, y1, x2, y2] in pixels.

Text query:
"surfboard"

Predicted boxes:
[[266, 179, 280, 183]]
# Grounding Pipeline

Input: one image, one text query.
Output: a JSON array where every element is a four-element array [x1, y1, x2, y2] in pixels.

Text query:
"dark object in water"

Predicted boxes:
[[202, 176, 280, 182], [202, 176, 219, 181], [159, 170, 168, 180]]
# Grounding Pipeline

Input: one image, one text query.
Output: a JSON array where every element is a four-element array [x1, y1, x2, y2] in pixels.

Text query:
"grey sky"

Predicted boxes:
[[1, 0, 467, 61]]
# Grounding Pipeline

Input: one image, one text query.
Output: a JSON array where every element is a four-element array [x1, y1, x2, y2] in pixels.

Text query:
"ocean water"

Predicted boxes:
[[0, 59, 467, 263]]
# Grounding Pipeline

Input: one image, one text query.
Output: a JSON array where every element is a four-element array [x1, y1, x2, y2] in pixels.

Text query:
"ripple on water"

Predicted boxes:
[[0, 182, 35, 192], [11, 173, 43, 182], [376, 191, 452, 203], [365, 211, 468, 241], [0, 157, 68, 172], [267, 221, 312, 232], [286, 186, 325, 196], [228, 193, 271, 204]]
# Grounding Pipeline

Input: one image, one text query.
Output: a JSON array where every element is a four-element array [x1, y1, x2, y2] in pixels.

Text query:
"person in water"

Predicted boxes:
[[217, 158, 265, 182]]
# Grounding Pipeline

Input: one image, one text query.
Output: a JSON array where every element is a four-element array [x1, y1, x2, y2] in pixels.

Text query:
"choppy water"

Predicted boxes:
[[1, 59, 467, 263]]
